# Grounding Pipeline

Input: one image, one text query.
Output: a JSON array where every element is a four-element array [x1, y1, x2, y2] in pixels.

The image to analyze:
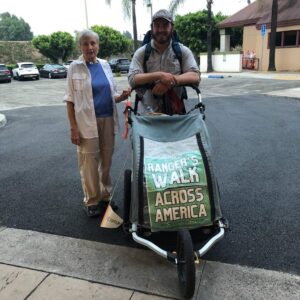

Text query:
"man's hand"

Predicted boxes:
[[70, 128, 80, 145], [159, 72, 177, 89]]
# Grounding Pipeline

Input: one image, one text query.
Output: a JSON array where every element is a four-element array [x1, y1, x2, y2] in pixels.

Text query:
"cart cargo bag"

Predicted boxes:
[[130, 113, 222, 232]]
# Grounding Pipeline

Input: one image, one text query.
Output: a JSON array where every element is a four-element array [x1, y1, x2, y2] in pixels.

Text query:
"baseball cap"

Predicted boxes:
[[152, 9, 173, 24]]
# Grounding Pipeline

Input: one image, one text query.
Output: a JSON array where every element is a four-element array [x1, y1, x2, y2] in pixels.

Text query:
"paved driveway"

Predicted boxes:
[[1, 73, 300, 111]]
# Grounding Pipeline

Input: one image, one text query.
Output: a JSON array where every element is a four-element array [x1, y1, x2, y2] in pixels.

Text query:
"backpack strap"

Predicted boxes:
[[171, 41, 183, 72], [143, 43, 152, 73]]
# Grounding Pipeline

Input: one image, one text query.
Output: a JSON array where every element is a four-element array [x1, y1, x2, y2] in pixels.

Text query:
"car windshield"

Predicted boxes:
[[21, 64, 35, 68], [52, 65, 64, 69], [119, 59, 130, 65]]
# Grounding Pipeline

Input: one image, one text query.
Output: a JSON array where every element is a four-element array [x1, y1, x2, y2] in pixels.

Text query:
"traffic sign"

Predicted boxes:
[[261, 24, 266, 37]]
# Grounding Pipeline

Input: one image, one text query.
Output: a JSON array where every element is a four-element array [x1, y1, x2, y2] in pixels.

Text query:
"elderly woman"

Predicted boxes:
[[64, 29, 130, 217]]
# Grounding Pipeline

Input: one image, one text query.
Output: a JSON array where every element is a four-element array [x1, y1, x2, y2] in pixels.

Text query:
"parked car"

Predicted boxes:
[[12, 62, 39, 80], [109, 58, 131, 73], [0, 64, 11, 83], [39, 64, 67, 79], [63, 60, 74, 70]]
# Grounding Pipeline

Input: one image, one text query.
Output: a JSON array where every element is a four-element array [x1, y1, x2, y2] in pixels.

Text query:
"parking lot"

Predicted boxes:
[[1, 73, 300, 112], [0, 76, 129, 111]]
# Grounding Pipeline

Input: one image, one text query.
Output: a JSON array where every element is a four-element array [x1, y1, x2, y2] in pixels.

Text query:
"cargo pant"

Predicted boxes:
[[77, 117, 114, 206]]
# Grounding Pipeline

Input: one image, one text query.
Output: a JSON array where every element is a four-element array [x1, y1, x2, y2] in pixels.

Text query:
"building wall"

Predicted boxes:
[[199, 52, 242, 72], [243, 24, 300, 71], [243, 26, 258, 54]]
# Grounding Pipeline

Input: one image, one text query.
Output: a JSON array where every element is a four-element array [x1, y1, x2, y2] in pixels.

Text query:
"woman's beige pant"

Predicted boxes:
[[77, 117, 114, 206]]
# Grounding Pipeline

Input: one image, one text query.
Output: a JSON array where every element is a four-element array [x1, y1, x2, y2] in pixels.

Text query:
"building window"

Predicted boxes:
[[284, 30, 297, 46], [276, 32, 282, 46], [268, 30, 300, 48]]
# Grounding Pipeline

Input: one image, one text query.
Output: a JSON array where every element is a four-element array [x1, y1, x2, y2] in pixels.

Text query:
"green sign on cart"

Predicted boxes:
[[144, 151, 212, 231]]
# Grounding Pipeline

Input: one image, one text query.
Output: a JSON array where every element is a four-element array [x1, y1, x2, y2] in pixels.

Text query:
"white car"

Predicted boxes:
[[12, 62, 40, 80]]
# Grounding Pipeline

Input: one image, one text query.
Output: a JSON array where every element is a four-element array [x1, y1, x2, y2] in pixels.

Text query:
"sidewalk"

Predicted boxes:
[[201, 70, 300, 81], [0, 227, 299, 300]]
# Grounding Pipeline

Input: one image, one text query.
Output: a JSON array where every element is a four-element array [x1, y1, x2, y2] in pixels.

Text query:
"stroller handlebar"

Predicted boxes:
[[126, 84, 204, 118], [131, 84, 201, 95]]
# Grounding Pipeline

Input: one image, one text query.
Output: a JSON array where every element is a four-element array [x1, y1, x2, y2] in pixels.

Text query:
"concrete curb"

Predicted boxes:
[[0, 113, 7, 128], [0, 228, 299, 300]]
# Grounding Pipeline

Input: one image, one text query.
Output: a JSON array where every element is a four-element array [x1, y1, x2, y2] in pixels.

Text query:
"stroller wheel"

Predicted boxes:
[[122, 169, 132, 235], [176, 229, 195, 299]]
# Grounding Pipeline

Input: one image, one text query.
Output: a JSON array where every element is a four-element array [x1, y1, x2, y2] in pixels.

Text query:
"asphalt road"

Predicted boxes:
[[0, 76, 299, 276]]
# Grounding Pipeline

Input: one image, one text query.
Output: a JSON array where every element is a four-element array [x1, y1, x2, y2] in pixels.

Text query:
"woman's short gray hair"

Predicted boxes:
[[77, 29, 99, 46]]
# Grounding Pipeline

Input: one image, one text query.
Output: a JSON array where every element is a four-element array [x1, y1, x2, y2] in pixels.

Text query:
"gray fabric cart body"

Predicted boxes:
[[129, 112, 222, 232]]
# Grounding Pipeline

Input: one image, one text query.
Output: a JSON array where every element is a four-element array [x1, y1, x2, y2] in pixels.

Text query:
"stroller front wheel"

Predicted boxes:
[[176, 229, 195, 299]]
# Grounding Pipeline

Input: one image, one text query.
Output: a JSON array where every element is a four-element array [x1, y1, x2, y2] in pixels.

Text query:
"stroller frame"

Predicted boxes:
[[123, 85, 228, 299]]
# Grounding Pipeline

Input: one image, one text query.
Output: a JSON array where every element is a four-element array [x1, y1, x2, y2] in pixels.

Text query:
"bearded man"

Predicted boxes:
[[128, 9, 200, 114]]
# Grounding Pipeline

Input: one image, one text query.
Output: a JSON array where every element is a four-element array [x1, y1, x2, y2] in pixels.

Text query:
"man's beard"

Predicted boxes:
[[152, 31, 172, 45]]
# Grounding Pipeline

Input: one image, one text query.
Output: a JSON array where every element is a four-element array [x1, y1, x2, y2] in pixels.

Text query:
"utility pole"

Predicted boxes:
[[84, 0, 89, 28], [147, 0, 153, 22]]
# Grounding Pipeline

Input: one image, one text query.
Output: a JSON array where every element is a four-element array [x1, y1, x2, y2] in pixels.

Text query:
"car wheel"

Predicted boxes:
[[7, 79, 11, 83], [48, 73, 52, 79], [36, 76, 40, 80], [15, 73, 20, 80]]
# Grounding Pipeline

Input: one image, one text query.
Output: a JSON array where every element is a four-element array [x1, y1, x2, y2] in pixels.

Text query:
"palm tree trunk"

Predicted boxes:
[[268, 0, 278, 71], [207, 0, 213, 72], [132, 0, 138, 51]]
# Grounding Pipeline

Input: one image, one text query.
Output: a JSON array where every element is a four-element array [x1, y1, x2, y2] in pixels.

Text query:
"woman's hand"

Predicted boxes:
[[70, 128, 80, 145], [116, 88, 131, 103]]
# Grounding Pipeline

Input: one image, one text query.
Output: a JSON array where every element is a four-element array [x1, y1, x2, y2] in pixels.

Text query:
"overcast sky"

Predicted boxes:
[[0, 0, 249, 39]]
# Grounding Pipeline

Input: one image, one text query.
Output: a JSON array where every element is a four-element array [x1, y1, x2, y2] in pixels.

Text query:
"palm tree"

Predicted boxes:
[[267, 0, 297, 71], [169, 0, 214, 72], [105, 0, 149, 51], [268, 0, 278, 71]]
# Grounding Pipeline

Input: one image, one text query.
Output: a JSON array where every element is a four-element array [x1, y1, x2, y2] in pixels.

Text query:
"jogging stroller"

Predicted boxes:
[[123, 85, 228, 299]]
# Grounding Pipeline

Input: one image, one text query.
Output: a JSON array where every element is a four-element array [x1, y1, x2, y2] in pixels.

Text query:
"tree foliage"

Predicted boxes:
[[32, 32, 74, 63], [123, 30, 132, 40], [0, 12, 33, 41], [105, 0, 150, 51], [174, 11, 242, 55], [91, 25, 131, 58]]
